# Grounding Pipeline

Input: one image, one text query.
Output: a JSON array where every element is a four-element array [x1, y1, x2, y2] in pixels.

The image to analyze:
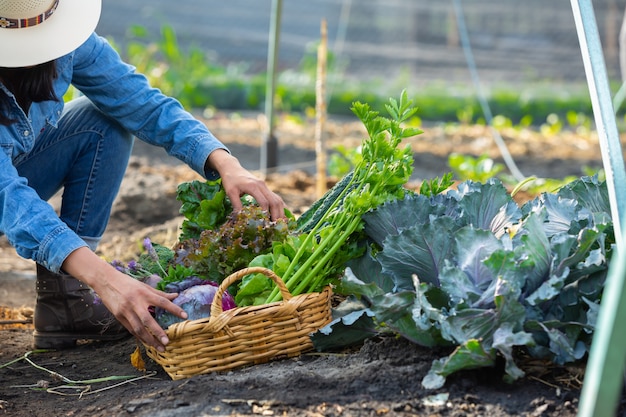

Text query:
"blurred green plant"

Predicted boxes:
[[327, 144, 362, 178], [448, 153, 505, 183], [120, 25, 258, 109], [449, 154, 606, 198], [523, 167, 605, 194], [540, 113, 564, 136], [456, 105, 474, 125], [565, 110, 593, 137], [107, 23, 606, 126]]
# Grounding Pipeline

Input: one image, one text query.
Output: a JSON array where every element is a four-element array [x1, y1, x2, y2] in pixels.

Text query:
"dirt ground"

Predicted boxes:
[[0, 112, 620, 417]]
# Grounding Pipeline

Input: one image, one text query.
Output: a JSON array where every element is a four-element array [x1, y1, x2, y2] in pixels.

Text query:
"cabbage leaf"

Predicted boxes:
[[313, 175, 613, 389]]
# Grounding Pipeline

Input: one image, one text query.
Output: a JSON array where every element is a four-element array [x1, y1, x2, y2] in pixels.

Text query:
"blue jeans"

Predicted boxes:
[[14, 96, 134, 251]]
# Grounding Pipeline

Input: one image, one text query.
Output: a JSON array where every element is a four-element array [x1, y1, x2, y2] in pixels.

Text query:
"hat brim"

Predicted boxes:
[[0, 0, 101, 68]]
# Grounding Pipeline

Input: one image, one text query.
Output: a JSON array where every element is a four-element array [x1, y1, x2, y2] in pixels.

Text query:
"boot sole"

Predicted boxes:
[[33, 330, 131, 350]]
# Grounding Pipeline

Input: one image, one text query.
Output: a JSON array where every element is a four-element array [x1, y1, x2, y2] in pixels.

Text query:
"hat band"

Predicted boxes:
[[0, 0, 59, 29]]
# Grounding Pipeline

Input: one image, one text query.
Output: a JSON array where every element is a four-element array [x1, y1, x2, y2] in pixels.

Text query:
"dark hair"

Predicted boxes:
[[0, 61, 59, 126]]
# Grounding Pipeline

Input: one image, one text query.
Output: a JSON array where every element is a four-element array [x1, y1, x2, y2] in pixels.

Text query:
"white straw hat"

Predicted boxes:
[[0, 0, 101, 67]]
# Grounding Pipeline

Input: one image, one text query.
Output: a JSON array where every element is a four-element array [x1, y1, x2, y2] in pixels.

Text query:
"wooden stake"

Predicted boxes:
[[315, 18, 328, 198]]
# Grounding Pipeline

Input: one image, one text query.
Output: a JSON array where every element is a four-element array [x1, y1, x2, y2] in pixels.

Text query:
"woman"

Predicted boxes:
[[0, 0, 285, 353]]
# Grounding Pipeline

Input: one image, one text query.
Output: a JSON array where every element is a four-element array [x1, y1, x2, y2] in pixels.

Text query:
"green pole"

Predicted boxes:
[[578, 249, 626, 417], [261, 0, 282, 174], [571, 0, 626, 415], [570, 0, 626, 248]]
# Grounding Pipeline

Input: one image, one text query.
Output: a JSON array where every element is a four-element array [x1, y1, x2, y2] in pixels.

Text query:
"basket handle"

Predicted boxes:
[[209, 266, 293, 317]]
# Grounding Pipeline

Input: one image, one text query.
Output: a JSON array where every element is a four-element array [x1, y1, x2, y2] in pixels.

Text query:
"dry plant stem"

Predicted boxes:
[[3, 351, 140, 387], [46, 372, 158, 397], [528, 375, 561, 390], [0, 349, 49, 369]]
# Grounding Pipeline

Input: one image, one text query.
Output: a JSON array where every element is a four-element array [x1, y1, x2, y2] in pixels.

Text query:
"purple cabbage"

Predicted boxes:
[[155, 281, 236, 329], [163, 276, 206, 293], [143, 274, 163, 289]]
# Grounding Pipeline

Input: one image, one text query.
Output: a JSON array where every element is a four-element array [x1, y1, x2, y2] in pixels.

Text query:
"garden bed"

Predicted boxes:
[[0, 112, 621, 416]]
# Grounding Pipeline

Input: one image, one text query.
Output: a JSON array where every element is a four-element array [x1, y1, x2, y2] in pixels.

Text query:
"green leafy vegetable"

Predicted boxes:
[[156, 264, 196, 292], [257, 90, 421, 304], [115, 181, 295, 297], [296, 169, 355, 233], [419, 172, 455, 197], [316, 175, 613, 389], [448, 153, 505, 182], [180, 204, 295, 288], [176, 179, 231, 241]]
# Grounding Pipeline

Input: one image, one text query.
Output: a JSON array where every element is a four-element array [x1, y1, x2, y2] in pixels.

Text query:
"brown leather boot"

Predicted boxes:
[[33, 264, 129, 349]]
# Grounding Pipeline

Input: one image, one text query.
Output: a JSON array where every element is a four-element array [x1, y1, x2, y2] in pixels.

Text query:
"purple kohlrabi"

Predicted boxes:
[[155, 281, 236, 329]]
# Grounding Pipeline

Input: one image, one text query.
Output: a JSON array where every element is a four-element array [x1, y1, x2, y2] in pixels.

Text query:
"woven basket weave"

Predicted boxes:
[[145, 266, 333, 380]]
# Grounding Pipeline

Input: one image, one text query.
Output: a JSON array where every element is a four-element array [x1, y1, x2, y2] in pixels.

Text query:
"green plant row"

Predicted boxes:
[[112, 24, 617, 126], [136, 66, 600, 127]]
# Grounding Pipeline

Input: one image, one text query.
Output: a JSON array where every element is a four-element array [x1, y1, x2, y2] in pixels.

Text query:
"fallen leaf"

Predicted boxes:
[[130, 345, 146, 372]]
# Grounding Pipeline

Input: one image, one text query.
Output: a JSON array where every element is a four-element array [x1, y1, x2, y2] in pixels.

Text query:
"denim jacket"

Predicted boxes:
[[0, 32, 228, 272]]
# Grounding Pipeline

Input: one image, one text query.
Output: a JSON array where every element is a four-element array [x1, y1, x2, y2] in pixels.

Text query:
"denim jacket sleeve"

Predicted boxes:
[[0, 153, 87, 272], [69, 32, 229, 179]]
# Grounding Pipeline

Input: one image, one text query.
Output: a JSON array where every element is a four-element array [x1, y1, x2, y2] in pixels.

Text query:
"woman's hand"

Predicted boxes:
[[62, 247, 188, 352], [206, 149, 286, 220]]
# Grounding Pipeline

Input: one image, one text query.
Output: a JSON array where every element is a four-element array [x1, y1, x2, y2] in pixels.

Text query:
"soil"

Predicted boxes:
[[0, 112, 620, 417]]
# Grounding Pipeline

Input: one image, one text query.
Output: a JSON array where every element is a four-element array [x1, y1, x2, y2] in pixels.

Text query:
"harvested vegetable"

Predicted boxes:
[[258, 90, 420, 304], [176, 179, 230, 241], [155, 279, 236, 329], [315, 175, 613, 389], [116, 92, 426, 319], [179, 204, 294, 285]]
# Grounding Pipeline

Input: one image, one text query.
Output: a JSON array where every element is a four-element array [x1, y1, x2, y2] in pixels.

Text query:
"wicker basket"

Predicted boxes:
[[145, 266, 333, 380]]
